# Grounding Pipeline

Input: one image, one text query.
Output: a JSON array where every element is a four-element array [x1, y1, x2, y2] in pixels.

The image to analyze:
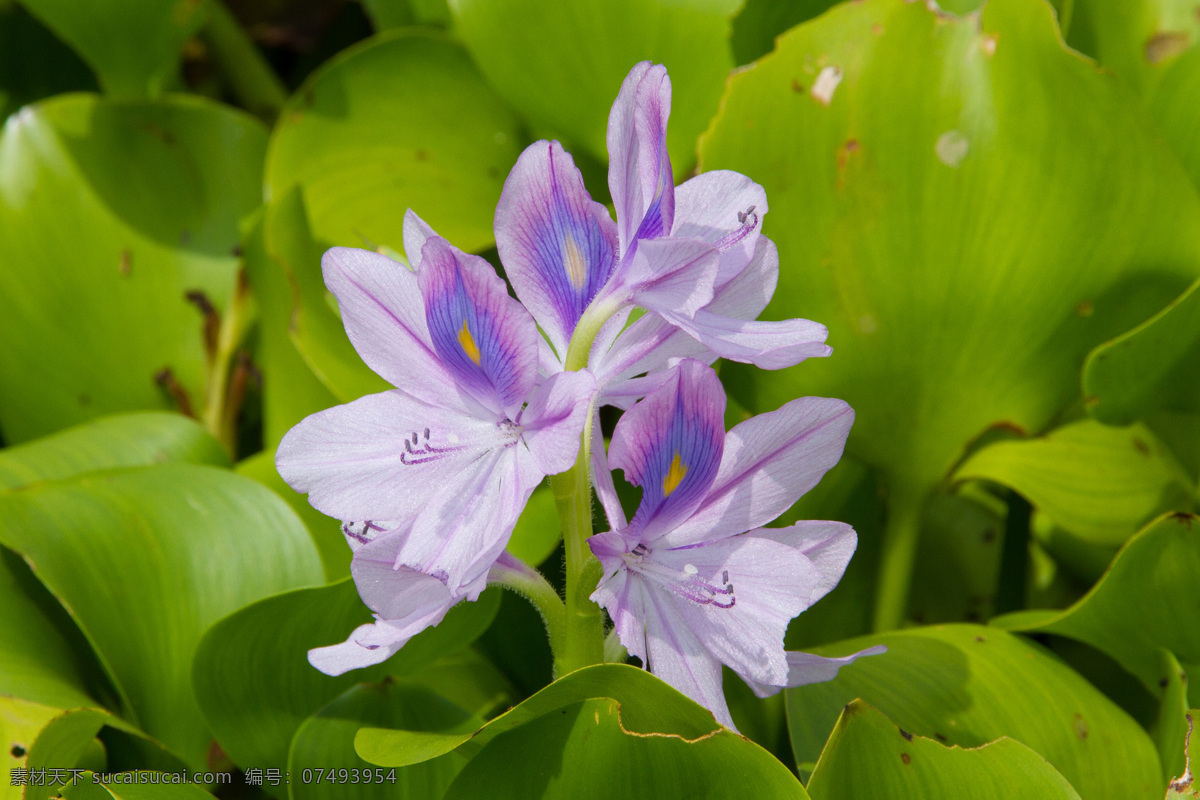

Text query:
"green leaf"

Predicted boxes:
[[192, 577, 498, 775], [448, 0, 740, 170], [1155, 650, 1193, 785], [356, 663, 721, 767], [0, 412, 228, 491], [700, 0, 1200, 627], [61, 772, 217, 800], [442, 696, 808, 799], [265, 29, 522, 254], [235, 450, 349, 580], [805, 700, 1082, 799], [18, 0, 206, 97], [288, 681, 476, 799], [0, 95, 267, 443], [506, 485, 560, 568], [0, 465, 324, 769], [2, 697, 69, 800], [954, 419, 1195, 546], [1084, 277, 1200, 424], [0, 3, 97, 119], [993, 512, 1200, 695], [263, 188, 389, 404], [1166, 711, 1199, 799], [240, 207, 339, 453], [786, 625, 1162, 800], [730, 0, 840, 66]]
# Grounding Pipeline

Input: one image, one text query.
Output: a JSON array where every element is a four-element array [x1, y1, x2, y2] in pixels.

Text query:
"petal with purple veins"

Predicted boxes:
[[609, 361, 725, 540], [495, 140, 618, 356], [607, 62, 674, 252], [673, 170, 767, 285], [741, 645, 888, 699], [750, 521, 858, 605], [665, 397, 854, 547], [518, 369, 596, 476], [418, 237, 539, 418]]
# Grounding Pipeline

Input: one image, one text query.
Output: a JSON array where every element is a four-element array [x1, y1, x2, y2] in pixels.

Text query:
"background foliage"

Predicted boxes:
[[1, 0, 1198, 796]]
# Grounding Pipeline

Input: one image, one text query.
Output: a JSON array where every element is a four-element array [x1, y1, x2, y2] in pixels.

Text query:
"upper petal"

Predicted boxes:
[[518, 369, 596, 476], [495, 140, 618, 356], [665, 397, 854, 546], [607, 62, 674, 252], [418, 236, 539, 418], [321, 246, 458, 405], [608, 360, 725, 540], [276, 388, 510, 522], [673, 170, 767, 285], [617, 237, 719, 320], [402, 209, 439, 270]]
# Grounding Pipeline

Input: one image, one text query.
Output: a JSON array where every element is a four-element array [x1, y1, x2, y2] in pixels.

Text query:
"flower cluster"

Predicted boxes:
[[277, 62, 881, 728]]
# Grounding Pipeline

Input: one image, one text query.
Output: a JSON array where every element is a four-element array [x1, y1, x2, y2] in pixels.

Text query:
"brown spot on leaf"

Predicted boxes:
[[974, 635, 986, 643], [871, 23, 884, 35], [981, 33, 998, 56], [1073, 713, 1089, 740], [899, 728, 913, 741], [1132, 437, 1150, 455], [415, 150, 429, 161], [78, 393, 90, 407], [901, 753, 911, 764], [119, 248, 132, 276], [982, 528, 997, 543], [1145, 32, 1192, 64], [791, 78, 804, 93], [1075, 300, 1093, 317], [934, 732, 947, 742], [11, 744, 26, 758]]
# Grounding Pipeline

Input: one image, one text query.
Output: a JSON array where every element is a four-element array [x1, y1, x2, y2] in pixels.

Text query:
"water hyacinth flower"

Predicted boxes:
[[494, 61, 831, 398], [276, 212, 595, 600], [588, 360, 881, 727]]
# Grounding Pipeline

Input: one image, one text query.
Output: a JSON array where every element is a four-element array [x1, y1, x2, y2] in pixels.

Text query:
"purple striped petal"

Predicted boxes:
[[418, 236, 538, 419], [664, 397, 854, 547], [618, 237, 719, 319], [321, 247, 458, 405], [518, 369, 595, 476], [751, 521, 858, 605], [608, 62, 674, 253], [608, 360, 725, 540], [496, 140, 618, 356]]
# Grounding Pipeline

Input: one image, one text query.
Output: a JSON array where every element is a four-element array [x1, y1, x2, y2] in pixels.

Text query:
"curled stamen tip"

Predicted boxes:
[[736, 205, 757, 224]]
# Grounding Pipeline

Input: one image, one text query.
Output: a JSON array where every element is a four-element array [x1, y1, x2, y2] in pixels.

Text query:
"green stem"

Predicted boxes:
[[872, 482, 927, 632], [549, 410, 605, 675], [489, 555, 568, 660], [201, 0, 287, 122], [201, 271, 254, 458]]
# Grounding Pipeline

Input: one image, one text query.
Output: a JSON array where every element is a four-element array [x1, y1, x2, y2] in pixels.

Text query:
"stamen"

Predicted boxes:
[[399, 422, 522, 466], [714, 205, 760, 253], [622, 545, 737, 610]]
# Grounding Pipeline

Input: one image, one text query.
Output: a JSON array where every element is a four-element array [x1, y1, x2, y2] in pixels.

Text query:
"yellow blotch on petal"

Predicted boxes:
[[458, 320, 482, 365], [662, 452, 688, 497], [563, 233, 587, 291]]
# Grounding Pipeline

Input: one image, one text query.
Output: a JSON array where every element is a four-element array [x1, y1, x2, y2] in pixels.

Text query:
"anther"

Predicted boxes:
[[714, 206, 760, 253]]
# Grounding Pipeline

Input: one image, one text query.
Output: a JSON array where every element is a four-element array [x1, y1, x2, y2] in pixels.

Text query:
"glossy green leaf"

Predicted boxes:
[[266, 30, 522, 254], [994, 512, 1200, 695], [236, 450, 349, 580], [356, 663, 721, 767], [1084, 277, 1200, 424], [1166, 711, 1198, 799], [0, 95, 267, 443], [19, 0, 206, 97], [442, 697, 808, 799], [700, 0, 1200, 626], [1155, 650, 1193, 785], [449, 0, 740, 169], [0, 412, 228, 491], [2, 697, 70, 800], [0, 465, 324, 769], [954, 419, 1194, 546], [264, 188, 389, 404], [192, 576, 498, 774], [786, 625, 1162, 800], [288, 681, 476, 799], [240, 206, 339, 453], [61, 772, 217, 800], [806, 700, 1081, 799], [398, 649, 514, 721], [0, 548, 103, 711]]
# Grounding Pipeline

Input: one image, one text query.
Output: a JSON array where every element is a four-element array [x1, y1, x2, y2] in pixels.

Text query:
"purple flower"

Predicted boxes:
[[587, 360, 879, 727], [494, 62, 830, 395], [277, 213, 595, 595]]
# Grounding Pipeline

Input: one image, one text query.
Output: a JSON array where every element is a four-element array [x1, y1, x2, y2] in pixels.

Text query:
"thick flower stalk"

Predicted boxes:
[[278, 60, 881, 725]]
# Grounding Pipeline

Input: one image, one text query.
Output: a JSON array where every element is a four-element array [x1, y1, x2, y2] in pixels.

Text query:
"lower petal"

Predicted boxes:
[[658, 307, 831, 370], [750, 521, 858, 606], [741, 645, 888, 699], [308, 622, 404, 676]]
